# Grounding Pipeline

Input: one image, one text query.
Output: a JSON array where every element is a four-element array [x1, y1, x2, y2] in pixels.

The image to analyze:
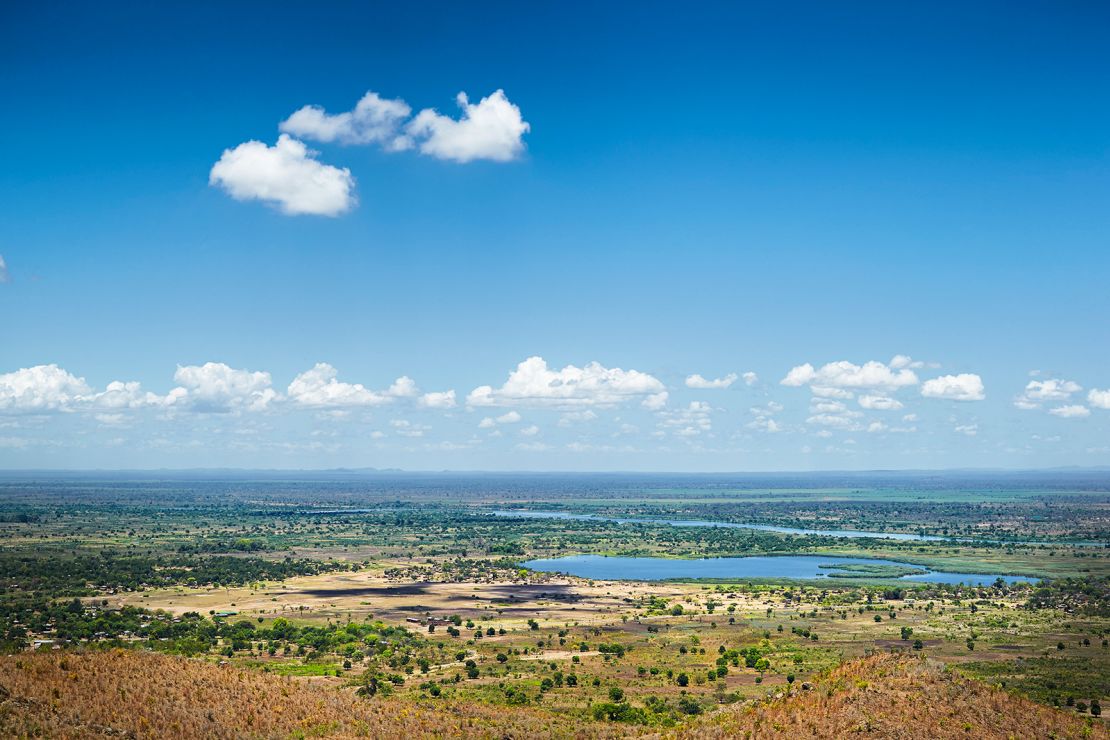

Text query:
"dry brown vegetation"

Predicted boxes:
[[1, 649, 1104, 739], [0, 650, 622, 739], [683, 652, 1107, 739]]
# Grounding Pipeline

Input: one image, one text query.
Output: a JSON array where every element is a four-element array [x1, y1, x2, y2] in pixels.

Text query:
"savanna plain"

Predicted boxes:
[[0, 470, 1107, 738]]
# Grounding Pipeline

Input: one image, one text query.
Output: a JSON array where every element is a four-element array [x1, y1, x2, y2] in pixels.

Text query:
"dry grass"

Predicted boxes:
[[682, 652, 1107, 740], [1, 650, 1103, 739], [0, 650, 620, 739]]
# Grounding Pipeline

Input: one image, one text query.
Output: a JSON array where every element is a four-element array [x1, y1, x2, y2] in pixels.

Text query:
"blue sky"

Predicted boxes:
[[1, 1, 1108, 470]]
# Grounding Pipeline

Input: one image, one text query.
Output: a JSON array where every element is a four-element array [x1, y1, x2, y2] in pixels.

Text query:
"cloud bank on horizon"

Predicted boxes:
[[2, 353, 1107, 468], [209, 89, 529, 216]]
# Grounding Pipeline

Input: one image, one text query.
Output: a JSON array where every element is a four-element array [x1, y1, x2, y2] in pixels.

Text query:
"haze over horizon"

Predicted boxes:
[[2, 2, 1108, 471]]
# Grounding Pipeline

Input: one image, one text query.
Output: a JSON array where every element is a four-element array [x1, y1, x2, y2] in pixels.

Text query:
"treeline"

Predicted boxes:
[[0, 551, 351, 596], [1024, 576, 1110, 617], [1, 598, 424, 662]]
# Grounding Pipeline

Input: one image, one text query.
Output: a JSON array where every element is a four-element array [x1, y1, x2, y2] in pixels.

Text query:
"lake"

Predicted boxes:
[[521, 554, 1036, 586]]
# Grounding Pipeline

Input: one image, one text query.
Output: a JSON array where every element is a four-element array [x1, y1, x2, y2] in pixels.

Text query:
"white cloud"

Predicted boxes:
[[388, 376, 419, 398], [954, 423, 978, 436], [390, 419, 428, 437], [657, 401, 713, 437], [1089, 389, 1110, 410], [172, 362, 278, 412], [921, 373, 985, 401], [889, 354, 925, 369], [406, 90, 529, 163], [478, 410, 521, 429], [749, 401, 783, 416], [520, 424, 540, 437], [810, 385, 854, 399], [89, 380, 175, 410], [1014, 378, 1082, 409], [209, 134, 355, 216], [0, 365, 92, 412], [287, 363, 387, 408], [858, 394, 904, 411], [642, 391, 669, 410], [782, 359, 918, 391], [0, 255, 8, 284], [742, 372, 758, 386], [810, 399, 854, 415], [685, 373, 738, 390], [558, 410, 598, 427], [468, 356, 664, 408], [806, 413, 862, 430], [280, 91, 411, 147], [746, 416, 781, 433], [1048, 404, 1090, 418], [418, 390, 456, 409]]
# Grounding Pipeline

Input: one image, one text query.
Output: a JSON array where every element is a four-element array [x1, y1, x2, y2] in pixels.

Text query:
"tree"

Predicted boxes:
[[608, 687, 624, 702], [676, 672, 689, 687]]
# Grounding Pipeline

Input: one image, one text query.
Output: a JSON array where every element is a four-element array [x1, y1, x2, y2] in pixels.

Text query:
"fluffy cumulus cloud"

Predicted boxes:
[[418, 390, 457, 409], [209, 134, 355, 216], [742, 372, 758, 386], [920, 373, 985, 401], [467, 356, 664, 408], [406, 90, 529, 163], [0, 365, 93, 412], [214, 88, 527, 215], [280, 91, 412, 147], [1090, 389, 1110, 410], [286, 363, 389, 408], [0, 361, 461, 425], [387, 376, 419, 399], [0, 363, 281, 415], [172, 362, 277, 412], [781, 358, 919, 393], [478, 410, 522, 429], [1014, 379, 1082, 410], [858, 394, 904, 410], [685, 373, 738, 390]]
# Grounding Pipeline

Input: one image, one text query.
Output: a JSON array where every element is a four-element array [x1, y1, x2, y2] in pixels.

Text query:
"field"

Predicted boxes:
[[0, 471, 1107, 737]]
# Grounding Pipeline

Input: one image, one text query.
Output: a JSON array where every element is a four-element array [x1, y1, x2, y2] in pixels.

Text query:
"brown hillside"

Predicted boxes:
[[0, 650, 1103, 739], [0, 650, 619, 739], [681, 653, 1106, 740]]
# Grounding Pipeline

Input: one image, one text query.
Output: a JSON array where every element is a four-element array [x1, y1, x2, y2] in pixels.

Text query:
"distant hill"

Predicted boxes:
[[0, 650, 1103, 739]]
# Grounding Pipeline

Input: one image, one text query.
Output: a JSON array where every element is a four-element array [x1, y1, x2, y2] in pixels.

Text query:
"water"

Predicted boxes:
[[521, 554, 1036, 586], [491, 510, 1102, 546]]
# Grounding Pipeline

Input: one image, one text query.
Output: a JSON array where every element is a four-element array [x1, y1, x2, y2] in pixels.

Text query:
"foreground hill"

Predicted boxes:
[[685, 653, 1106, 739], [0, 650, 1103, 739]]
